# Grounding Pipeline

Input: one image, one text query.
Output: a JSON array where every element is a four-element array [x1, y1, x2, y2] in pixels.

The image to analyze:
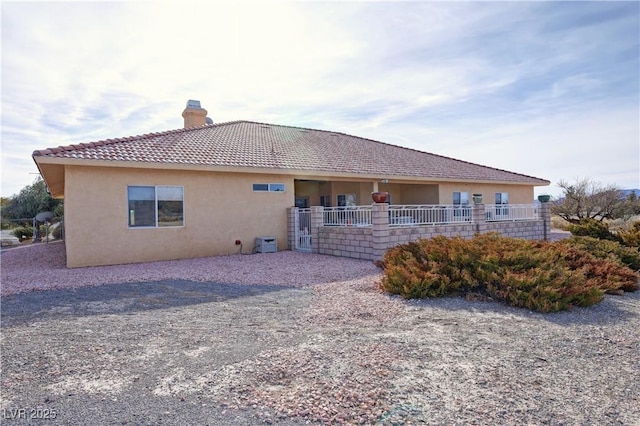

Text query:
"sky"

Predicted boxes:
[[1, 1, 638, 199]]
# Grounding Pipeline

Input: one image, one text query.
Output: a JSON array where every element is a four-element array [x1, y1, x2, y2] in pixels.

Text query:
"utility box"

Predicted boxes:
[[255, 237, 277, 253]]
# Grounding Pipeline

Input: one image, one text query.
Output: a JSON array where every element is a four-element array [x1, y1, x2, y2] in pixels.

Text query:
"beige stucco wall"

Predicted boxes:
[[437, 183, 534, 204], [292, 180, 534, 206], [381, 183, 439, 204], [64, 165, 293, 267]]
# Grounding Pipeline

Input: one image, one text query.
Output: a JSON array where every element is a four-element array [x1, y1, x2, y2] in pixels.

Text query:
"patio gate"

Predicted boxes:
[[294, 208, 312, 252]]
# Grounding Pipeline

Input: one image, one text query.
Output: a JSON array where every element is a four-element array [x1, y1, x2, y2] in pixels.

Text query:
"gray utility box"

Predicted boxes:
[[255, 237, 277, 253]]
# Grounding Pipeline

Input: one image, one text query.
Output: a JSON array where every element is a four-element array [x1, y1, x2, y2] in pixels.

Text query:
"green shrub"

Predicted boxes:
[[618, 221, 640, 248], [567, 218, 621, 242], [560, 236, 640, 271], [12, 226, 33, 240], [378, 233, 638, 313]]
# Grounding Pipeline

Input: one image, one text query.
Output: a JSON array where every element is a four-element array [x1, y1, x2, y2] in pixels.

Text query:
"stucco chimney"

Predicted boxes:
[[182, 100, 209, 128]]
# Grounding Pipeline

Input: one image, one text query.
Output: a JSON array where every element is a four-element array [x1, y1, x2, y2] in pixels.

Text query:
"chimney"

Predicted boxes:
[[182, 100, 210, 128]]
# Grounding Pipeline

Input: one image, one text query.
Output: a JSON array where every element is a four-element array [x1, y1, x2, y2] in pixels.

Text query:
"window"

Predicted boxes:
[[128, 186, 184, 227], [495, 192, 509, 216], [337, 194, 356, 207], [453, 191, 470, 219], [253, 183, 286, 192], [320, 195, 331, 207], [495, 192, 509, 205], [453, 192, 470, 205]]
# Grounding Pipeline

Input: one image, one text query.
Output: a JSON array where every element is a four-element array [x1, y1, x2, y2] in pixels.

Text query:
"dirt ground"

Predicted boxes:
[[1, 244, 639, 425]]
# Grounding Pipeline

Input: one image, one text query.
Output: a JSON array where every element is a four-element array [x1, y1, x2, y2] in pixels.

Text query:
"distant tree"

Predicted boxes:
[[1, 177, 62, 224], [551, 178, 625, 224], [619, 191, 640, 218]]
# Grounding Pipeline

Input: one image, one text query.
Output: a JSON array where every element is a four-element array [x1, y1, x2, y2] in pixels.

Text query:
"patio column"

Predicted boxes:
[[287, 207, 297, 251], [310, 206, 324, 254], [372, 202, 390, 262], [472, 203, 487, 236], [540, 201, 551, 241]]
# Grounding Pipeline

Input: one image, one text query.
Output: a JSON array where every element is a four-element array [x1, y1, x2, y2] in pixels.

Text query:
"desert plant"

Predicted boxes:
[[12, 226, 33, 240], [551, 178, 624, 223], [378, 233, 638, 313], [566, 218, 621, 242], [560, 236, 640, 271], [617, 221, 640, 248], [551, 215, 571, 231]]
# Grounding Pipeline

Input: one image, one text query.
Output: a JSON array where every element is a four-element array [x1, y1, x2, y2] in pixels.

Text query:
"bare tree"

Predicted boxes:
[[551, 178, 623, 223]]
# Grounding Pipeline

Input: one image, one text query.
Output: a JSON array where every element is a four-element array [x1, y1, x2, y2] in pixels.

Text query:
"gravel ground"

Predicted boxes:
[[1, 240, 639, 425]]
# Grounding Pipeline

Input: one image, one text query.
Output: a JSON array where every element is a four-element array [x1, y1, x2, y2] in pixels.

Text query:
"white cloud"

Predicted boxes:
[[1, 1, 638, 198]]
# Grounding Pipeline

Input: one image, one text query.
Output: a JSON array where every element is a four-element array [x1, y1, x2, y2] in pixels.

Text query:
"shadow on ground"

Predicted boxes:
[[406, 289, 640, 326], [1, 280, 302, 326]]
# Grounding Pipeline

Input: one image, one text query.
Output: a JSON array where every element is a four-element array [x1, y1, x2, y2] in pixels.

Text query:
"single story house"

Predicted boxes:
[[33, 100, 549, 267]]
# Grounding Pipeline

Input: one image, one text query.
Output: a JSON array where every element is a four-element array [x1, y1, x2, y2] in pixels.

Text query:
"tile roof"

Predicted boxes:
[[32, 120, 549, 184]]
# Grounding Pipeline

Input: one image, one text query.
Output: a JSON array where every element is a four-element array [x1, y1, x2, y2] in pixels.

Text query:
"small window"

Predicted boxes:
[[495, 192, 509, 205], [453, 191, 469, 205], [128, 186, 183, 228], [337, 194, 356, 207], [253, 183, 285, 192], [495, 192, 509, 216], [320, 195, 331, 207]]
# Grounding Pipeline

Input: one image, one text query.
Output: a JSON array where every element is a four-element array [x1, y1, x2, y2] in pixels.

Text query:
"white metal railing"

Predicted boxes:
[[389, 205, 472, 226], [484, 204, 538, 222], [313, 204, 539, 227], [323, 206, 372, 227]]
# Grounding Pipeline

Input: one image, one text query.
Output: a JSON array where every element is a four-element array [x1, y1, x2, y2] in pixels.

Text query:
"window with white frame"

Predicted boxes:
[[495, 192, 509, 216], [337, 194, 356, 207], [495, 192, 509, 205], [128, 186, 184, 227], [453, 191, 470, 205], [320, 195, 331, 207], [453, 191, 470, 218], [252, 183, 286, 192]]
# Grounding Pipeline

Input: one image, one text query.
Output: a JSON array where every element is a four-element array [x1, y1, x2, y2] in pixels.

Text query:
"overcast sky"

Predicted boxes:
[[1, 1, 638, 198]]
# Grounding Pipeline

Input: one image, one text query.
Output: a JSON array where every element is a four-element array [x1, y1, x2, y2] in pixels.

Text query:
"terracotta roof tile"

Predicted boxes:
[[32, 120, 549, 184]]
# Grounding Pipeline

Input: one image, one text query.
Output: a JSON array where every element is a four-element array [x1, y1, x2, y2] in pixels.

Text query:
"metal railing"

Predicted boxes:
[[319, 204, 538, 227], [484, 204, 538, 222], [389, 205, 472, 226], [323, 206, 372, 227]]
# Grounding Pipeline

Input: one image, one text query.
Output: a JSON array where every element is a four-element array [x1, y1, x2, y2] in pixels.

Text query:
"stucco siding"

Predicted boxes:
[[64, 165, 293, 267], [437, 183, 534, 204]]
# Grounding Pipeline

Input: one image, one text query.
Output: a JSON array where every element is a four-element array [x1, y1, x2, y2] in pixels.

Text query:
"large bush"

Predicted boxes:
[[566, 218, 621, 242], [560, 236, 640, 271], [378, 233, 639, 313]]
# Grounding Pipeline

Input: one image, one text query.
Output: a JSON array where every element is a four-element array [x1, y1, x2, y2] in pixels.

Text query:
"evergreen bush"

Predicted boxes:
[[12, 226, 33, 240], [378, 233, 639, 313], [566, 218, 621, 242]]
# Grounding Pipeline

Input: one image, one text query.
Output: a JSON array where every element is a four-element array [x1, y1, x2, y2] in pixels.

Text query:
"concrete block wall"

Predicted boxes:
[[292, 202, 552, 262], [318, 227, 373, 260], [485, 221, 545, 240]]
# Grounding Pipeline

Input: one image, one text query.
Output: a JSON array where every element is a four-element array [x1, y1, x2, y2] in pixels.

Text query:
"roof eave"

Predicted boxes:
[[32, 156, 550, 186]]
